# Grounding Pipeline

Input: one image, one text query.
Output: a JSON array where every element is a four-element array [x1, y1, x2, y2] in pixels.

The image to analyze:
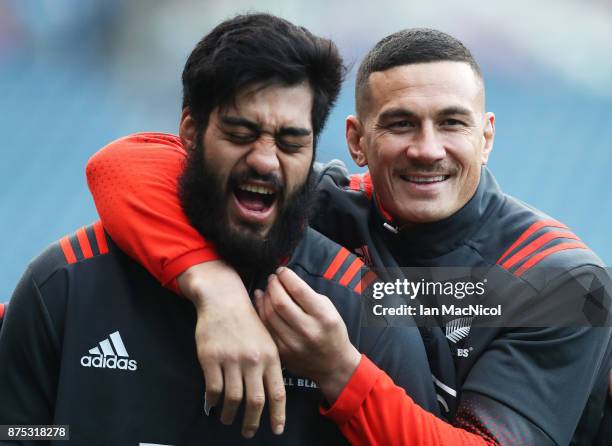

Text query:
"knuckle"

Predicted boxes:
[[287, 338, 303, 354], [270, 388, 286, 404], [242, 350, 262, 366], [198, 344, 220, 362], [305, 330, 321, 345], [201, 345, 241, 366], [321, 315, 338, 330], [293, 285, 308, 299], [213, 348, 239, 364], [247, 394, 266, 409], [307, 330, 324, 346], [206, 383, 222, 395], [225, 392, 243, 405], [270, 296, 287, 312], [272, 414, 286, 426]]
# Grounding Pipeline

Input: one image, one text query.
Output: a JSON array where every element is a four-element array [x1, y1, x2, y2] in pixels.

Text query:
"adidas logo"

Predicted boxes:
[[80, 331, 137, 371], [445, 317, 472, 343]]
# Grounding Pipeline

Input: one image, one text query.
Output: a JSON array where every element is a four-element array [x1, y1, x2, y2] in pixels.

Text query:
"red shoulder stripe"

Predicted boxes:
[[0, 303, 5, 320], [514, 241, 588, 277], [500, 230, 580, 269], [349, 174, 361, 192], [362, 172, 373, 199], [323, 247, 350, 280], [93, 220, 109, 254], [59, 236, 77, 264], [354, 270, 378, 294], [496, 219, 568, 265], [349, 173, 374, 199], [339, 257, 364, 286], [76, 227, 94, 259]]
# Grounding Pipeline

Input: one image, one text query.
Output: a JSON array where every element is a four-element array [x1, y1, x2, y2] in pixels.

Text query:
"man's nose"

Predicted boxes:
[[405, 122, 446, 163], [245, 136, 280, 175]]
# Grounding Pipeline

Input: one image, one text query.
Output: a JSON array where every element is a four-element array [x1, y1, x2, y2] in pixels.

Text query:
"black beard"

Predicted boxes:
[[179, 139, 312, 280]]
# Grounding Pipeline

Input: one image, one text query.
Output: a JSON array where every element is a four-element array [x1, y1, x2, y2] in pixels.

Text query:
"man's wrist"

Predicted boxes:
[[315, 345, 361, 404], [177, 260, 248, 311]]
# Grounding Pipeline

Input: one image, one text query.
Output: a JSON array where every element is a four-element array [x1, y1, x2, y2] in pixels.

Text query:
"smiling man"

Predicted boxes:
[[350, 61, 492, 224], [84, 28, 612, 445]]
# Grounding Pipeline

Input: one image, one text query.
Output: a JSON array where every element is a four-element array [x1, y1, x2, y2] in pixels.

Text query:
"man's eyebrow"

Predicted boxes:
[[276, 127, 312, 137], [220, 116, 260, 132], [437, 106, 474, 118], [220, 116, 311, 137], [379, 106, 475, 121], [378, 108, 418, 122]]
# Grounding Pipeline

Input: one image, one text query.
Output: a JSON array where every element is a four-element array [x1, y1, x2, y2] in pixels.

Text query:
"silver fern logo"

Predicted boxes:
[[445, 317, 473, 343]]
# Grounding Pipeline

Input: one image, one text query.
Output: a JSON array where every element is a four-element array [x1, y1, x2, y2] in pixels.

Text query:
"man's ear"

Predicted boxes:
[[346, 115, 368, 167], [481, 112, 495, 165], [179, 108, 198, 150]]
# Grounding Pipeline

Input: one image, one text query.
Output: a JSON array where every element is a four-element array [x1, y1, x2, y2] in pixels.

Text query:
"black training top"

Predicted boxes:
[[311, 162, 612, 445], [0, 223, 439, 446]]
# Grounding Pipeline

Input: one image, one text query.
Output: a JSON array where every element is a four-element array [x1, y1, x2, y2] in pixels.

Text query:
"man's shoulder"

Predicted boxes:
[[476, 192, 605, 288], [28, 221, 117, 289], [310, 161, 374, 249], [314, 160, 373, 198], [108, 132, 184, 151], [289, 227, 374, 295]]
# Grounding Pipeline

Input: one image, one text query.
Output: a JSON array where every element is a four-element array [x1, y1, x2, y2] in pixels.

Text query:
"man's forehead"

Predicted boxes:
[[219, 82, 314, 130], [367, 61, 484, 116]]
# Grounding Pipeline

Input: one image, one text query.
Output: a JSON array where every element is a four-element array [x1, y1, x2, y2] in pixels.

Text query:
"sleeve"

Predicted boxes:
[[85, 134, 220, 292], [321, 356, 498, 445], [0, 268, 59, 433]]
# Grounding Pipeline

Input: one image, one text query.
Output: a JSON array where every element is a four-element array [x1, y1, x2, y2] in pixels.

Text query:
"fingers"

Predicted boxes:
[[190, 280, 287, 439], [275, 267, 326, 316], [220, 364, 243, 425], [266, 273, 308, 327], [201, 358, 223, 415], [265, 363, 286, 435], [254, 292, 287, 435], [257, 287, 301, 346], [241, 366, 266, 438]]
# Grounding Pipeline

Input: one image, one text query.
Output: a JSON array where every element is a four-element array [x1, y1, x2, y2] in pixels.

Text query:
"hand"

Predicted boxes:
[[254, 267, 361, 404], [178, 261, 286, 438]]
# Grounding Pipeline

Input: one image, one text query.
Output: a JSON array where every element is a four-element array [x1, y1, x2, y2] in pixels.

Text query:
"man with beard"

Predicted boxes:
[[85, 28, 612, 445], [0, 14, 446, 445]]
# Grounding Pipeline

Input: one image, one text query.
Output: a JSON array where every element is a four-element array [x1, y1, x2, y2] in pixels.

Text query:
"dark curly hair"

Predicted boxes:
[[182, 13, 345, 147]]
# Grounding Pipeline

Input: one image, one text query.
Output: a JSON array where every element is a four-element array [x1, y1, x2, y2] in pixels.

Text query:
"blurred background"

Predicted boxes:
[[1, 0, 611, 301]]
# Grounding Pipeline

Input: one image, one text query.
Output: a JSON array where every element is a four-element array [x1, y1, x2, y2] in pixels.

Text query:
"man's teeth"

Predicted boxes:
[[238, 184, 275, 195], [404, 175, 447, 183]]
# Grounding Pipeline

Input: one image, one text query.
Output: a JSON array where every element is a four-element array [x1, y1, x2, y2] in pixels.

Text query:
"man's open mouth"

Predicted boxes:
[[232, 182, 278, 223]]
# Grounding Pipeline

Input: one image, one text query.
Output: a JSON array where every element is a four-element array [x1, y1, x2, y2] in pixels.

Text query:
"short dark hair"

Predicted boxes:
[[356, 28, 482, 116], [182, 13, 344, 146]]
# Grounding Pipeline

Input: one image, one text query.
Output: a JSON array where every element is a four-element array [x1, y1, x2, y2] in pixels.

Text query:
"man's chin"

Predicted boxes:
[[393, 201, 456, 225], [228, 217, 272, 239]]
